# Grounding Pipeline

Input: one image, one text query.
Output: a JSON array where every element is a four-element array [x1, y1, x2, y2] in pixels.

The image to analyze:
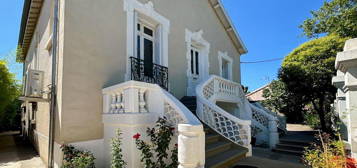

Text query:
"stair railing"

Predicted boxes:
[[196, 75, 252, 155], [250, 103, 279, 148], [251, 102, 287, 133], [103, 81, 205, 168]]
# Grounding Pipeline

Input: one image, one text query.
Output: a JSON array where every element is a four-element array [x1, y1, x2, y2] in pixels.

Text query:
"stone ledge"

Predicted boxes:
[[335, 49, 357, 72], [332, 75, 345, 88]]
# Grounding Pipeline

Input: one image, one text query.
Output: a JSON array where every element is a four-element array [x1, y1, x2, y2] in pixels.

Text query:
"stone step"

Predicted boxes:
[[180, 96, 248, 167], [272, 148, 304, 155], [275, 143, 306, 152], [206, 146, 248, 168], [206, 134, 220, 145], [206, 141, 232, 158], [279, 139, 311, 147]]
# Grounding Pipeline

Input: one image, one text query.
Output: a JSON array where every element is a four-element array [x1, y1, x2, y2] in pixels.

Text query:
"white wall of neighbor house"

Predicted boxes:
[[334, 38, 357, 158], [60, 0, 243, 144]]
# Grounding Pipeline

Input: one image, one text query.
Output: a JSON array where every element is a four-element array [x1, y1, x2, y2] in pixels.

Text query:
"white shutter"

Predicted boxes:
[[154, 25, 162, 65], [133, 12, 138, 58]]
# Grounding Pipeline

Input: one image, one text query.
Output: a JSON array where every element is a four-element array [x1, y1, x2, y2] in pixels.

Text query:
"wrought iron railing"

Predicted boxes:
[[130, 57, 168, 90]]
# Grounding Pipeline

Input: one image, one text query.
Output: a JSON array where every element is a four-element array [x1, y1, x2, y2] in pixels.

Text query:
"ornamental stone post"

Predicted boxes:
[[178, 124, 205, 168], [335, 38, 357, 158], [268, 117, 279, 149]]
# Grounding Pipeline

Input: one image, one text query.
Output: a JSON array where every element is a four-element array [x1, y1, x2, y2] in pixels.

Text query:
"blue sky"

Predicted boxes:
[[0, 0, 324, 90], [222, 0, 324, 90]]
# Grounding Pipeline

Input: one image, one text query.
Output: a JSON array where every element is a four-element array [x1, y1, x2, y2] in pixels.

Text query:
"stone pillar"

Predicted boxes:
[[335, 38, 357, 158], [268, 118, 279, 149], [178, 124, 205, 168]]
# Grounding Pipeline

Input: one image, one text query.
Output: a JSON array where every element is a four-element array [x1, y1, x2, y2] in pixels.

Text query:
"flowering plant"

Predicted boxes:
[[303, 132, 356, 168], [133, 117, 178, 168], [61, 144, 95, 168]]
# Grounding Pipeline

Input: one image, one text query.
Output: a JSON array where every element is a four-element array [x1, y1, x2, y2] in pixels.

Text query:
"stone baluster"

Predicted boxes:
[[110, 93, 116, 113], [115, 92, 122, 113], [178, 124, 205, 168], [139, 88, 147, 113]]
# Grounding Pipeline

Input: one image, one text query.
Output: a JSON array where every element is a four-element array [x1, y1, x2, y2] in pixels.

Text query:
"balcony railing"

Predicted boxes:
[[130, 57, 168, 90]]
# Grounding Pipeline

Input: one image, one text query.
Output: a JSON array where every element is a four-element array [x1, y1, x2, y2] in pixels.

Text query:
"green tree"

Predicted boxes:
[[300, 0, 357, 38], [279, 34, 348, 131], [262, 80, 305, 123], [0, 60, 21, 131]]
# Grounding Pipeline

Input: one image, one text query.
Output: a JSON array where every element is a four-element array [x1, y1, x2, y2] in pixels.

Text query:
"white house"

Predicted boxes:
[[18, 0, 280, 167]]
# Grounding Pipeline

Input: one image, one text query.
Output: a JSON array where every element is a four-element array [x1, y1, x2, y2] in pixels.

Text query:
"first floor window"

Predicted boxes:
[[222, 59, 229, 79]]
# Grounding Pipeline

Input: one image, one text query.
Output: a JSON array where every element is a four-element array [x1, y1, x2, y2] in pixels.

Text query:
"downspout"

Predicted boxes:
[[48, 0, 59, 167]]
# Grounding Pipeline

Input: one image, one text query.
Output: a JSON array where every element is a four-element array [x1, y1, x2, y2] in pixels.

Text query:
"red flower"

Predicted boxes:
[[133, 133, 141, 140], [170, 127, 175, 131], [346, 157, 357, 168], [175, 143, 178, 147]]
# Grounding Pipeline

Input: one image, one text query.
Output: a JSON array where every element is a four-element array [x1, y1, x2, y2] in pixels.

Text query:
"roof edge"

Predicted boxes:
[[17, 0, 32, 62], [217, 0, 248, 54]]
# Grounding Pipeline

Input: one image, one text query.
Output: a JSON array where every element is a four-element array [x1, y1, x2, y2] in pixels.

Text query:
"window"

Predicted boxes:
[[218, 51, 233, 80], [222, 59, 229, 79]]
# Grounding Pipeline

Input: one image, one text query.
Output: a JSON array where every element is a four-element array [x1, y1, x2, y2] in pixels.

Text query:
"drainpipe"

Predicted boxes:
[[48, 0, 59, 167]]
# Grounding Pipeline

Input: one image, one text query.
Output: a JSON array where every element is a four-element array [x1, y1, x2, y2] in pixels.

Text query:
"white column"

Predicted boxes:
[[178, 124, 205, 168]]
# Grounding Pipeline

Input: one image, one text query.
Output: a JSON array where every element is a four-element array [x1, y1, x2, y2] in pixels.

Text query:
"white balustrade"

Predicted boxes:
[[250, 103, 279, 148], [102, 81, 205, 168], [197, 75, 279, 150], [196, 75, 252, 154]]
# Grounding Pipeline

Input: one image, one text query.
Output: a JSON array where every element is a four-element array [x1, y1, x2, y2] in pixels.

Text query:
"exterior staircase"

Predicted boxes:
[[181, 96, 248, 168], [272, 131, 315, 155]]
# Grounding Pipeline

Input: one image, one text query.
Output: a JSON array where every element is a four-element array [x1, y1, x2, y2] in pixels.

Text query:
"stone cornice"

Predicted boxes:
[[335, 49, 357, 73]]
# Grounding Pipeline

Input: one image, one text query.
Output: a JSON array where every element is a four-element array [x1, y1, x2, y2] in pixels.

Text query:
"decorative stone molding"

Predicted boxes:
[[185, 29, 210, 96], [218, 51, 233, 80], [124, 0, 170, 81]]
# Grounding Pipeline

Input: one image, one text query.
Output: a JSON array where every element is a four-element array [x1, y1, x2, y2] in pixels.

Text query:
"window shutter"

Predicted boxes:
[[154, 24, 162, 65], [133, 12, 138, 58]]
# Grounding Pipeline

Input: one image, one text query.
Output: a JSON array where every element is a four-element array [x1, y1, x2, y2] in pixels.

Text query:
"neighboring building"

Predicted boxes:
[[332, 38, 357, 158], [18, 0, 280, 167], [246, 84, 270, 102]]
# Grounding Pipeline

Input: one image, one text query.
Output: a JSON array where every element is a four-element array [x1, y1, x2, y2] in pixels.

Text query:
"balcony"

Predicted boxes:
[[130, 57, 168, 90]]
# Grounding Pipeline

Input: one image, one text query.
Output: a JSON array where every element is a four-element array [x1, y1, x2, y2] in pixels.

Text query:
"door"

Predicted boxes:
[[136, 22, 155, 78], [187, 46, 201, 96]]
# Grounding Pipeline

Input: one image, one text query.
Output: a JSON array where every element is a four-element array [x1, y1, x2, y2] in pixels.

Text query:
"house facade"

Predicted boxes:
[[18, 0, 280, 167]]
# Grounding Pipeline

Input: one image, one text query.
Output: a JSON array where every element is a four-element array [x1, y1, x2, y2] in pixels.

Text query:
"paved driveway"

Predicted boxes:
[[0, 132, 45, 168]]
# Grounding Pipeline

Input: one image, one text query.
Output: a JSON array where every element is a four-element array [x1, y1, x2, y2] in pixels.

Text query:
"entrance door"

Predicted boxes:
[[187, 46, 201, 96]]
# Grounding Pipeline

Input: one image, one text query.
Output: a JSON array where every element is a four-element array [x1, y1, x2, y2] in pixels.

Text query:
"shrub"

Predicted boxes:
[[303, 132, 356, 168], [111, 129, 126, 168], [133, 117, 178, 168], [61, 145, 95, 168]]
